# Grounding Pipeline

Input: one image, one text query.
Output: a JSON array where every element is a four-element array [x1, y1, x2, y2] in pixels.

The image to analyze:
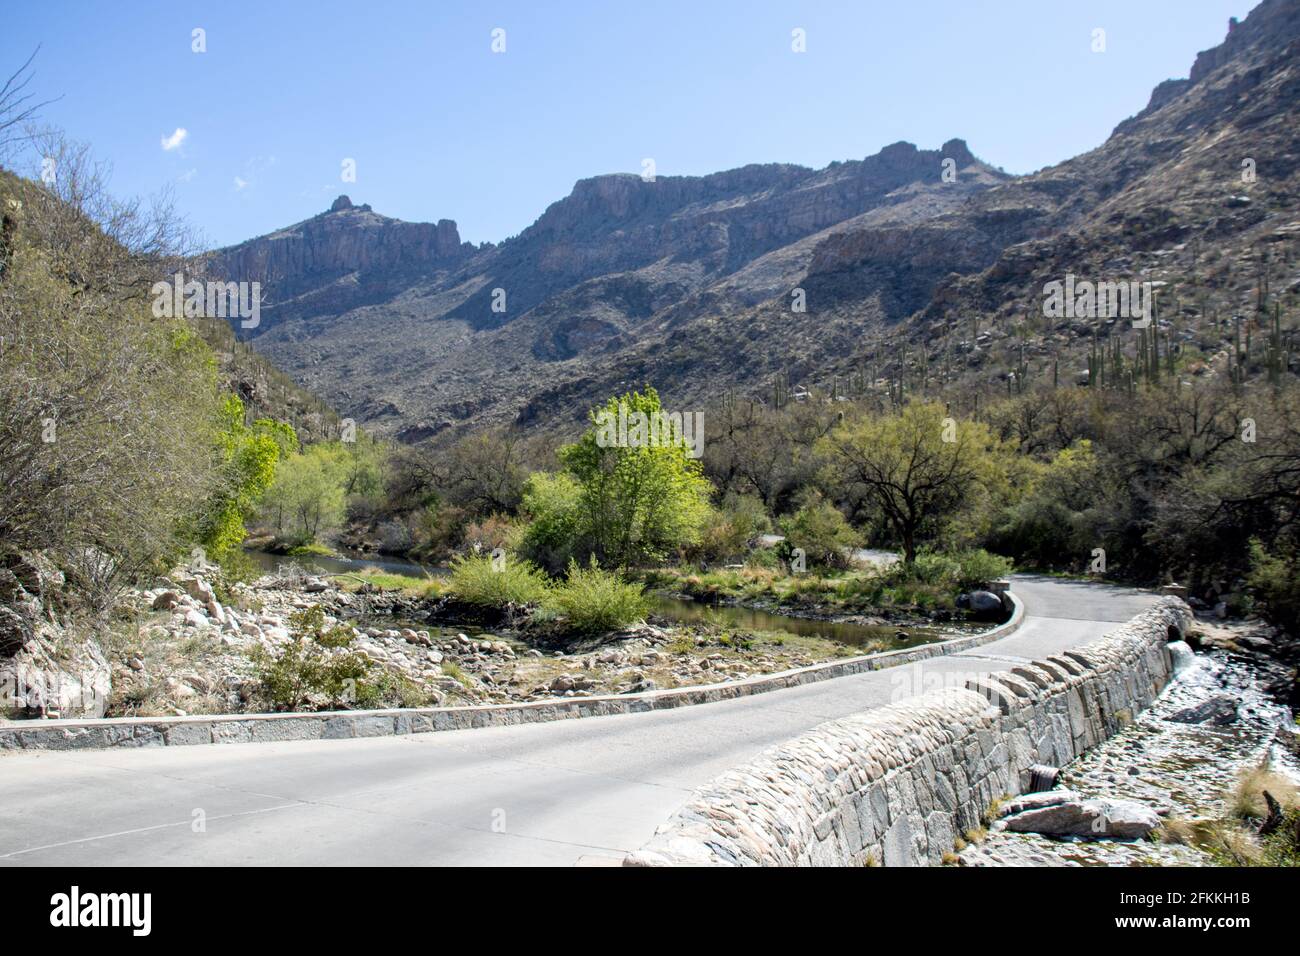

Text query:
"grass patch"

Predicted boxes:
[[286, 542, 339, 558], [546, 561, 649, 634], [441, 660, 471, 687], [1167, 765, 1300, 867], [447, 553, 550, 606], [1230, 765, 1298, 821], [333, 567, 443, 597], [982, 795, 1010, 827]]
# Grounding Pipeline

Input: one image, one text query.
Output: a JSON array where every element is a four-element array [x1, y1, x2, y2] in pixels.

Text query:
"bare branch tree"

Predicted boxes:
[[0, 47, 60, 160]]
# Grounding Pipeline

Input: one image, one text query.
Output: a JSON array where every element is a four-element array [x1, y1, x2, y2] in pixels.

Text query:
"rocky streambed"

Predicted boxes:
[[101, 564, 881, 718], [958, 623, 1300, 867]]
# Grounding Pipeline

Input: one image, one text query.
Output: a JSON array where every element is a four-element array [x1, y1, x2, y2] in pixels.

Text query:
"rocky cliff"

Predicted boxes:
[[204, 195, 477, 332]]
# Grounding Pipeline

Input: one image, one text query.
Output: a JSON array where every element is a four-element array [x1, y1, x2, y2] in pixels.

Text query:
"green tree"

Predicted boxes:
[[559, 388, 713, 567], [986, 440, 1105, 569], [259, 443, 351, 544], [821, 402, 1007, 564], [518, 471, 584, 572], [197, 396, 289, 560]]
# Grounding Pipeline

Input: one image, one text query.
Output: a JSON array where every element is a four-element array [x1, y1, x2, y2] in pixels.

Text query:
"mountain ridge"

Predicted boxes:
[[212, 138, 1010, 440], [211, 0, 1299, 442]]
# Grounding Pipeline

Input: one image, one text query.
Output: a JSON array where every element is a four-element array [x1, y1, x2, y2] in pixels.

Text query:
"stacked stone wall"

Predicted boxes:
[[626, 598, 1191, 866]]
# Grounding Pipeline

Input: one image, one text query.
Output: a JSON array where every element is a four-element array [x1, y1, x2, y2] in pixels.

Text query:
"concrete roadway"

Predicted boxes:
[[0, 575, 1157, 866]]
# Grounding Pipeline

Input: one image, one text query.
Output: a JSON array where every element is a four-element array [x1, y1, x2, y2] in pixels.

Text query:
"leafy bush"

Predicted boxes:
[[518, 471, 584, 573], [447, 552, 550, 607], [892, 551, 960, 586], [687, 494, 773, 563], [545, 560, 649, 634], [950, 548, 1013, 590], [886, 548, 1010, 591], [779, 492, 860, 568], [1246, 539, 1300, 632], [250, 605, 379, 710]]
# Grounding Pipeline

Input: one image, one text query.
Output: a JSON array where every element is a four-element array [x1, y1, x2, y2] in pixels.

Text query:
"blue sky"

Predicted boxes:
[[1, 0, 1255, 249]]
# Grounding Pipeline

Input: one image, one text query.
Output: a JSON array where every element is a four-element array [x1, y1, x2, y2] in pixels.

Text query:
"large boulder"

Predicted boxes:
[[1167, 695, 1238, 725], [178, 575, 215, 605], [958, 590, 1006, 619], [1001, 797, 1160, 839], [999, 789, 1079, 816]]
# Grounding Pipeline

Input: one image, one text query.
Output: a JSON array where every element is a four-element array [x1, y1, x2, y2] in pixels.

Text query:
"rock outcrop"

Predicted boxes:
[[999, 796, 1161, 839], [0, 553, 110, 719], [202, 199, 476, 335]]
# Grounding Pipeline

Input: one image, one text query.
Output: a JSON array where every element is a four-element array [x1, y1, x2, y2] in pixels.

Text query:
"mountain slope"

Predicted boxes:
[[215, 0, 1299, 440], [213, 141, 1009, 440], [513, 0, 1300, 424]]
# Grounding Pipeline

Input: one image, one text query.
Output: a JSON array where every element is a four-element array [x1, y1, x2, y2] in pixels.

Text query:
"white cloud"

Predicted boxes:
[[177, 168, 197, 183], [161, 127, 188, 151], [233, 176, 248, 191]]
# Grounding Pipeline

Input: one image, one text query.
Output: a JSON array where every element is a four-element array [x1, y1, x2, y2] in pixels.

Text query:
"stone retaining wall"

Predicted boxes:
[[0, 598, 1023, 753], [624, 597, 1192, 867]]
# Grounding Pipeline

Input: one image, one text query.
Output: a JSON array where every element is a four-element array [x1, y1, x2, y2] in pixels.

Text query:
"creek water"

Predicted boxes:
[[243, 549, 976, 650], [648, 594, 976, 650], [242, 548, 438, 578]]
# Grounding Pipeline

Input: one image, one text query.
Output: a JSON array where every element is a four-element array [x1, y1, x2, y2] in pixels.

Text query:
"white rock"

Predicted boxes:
[[1002, 798, 1160, 839], [206, 600, 226, 625]]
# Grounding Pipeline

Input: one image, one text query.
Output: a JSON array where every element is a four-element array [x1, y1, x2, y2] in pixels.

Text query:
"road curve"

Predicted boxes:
[[0, 575, 1158, 866]]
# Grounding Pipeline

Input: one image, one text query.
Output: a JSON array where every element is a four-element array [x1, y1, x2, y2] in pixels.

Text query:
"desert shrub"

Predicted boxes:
[[250, 605, 379, 710], [409, 502, 466, 559], [375, 518, 414, 553], [1246, 539, 1300, 633], [447, 552, 550, 607], [0, 158, 227, 606], [546, 560, 649, 634], [686, 509, 747, 563], [461, 513, 520, 555], [779, 491, 860, 568], [686, 494, 773, 563]]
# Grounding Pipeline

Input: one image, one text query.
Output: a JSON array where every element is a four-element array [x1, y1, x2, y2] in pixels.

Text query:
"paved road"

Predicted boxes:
[[0, 575, 1157, 866]]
